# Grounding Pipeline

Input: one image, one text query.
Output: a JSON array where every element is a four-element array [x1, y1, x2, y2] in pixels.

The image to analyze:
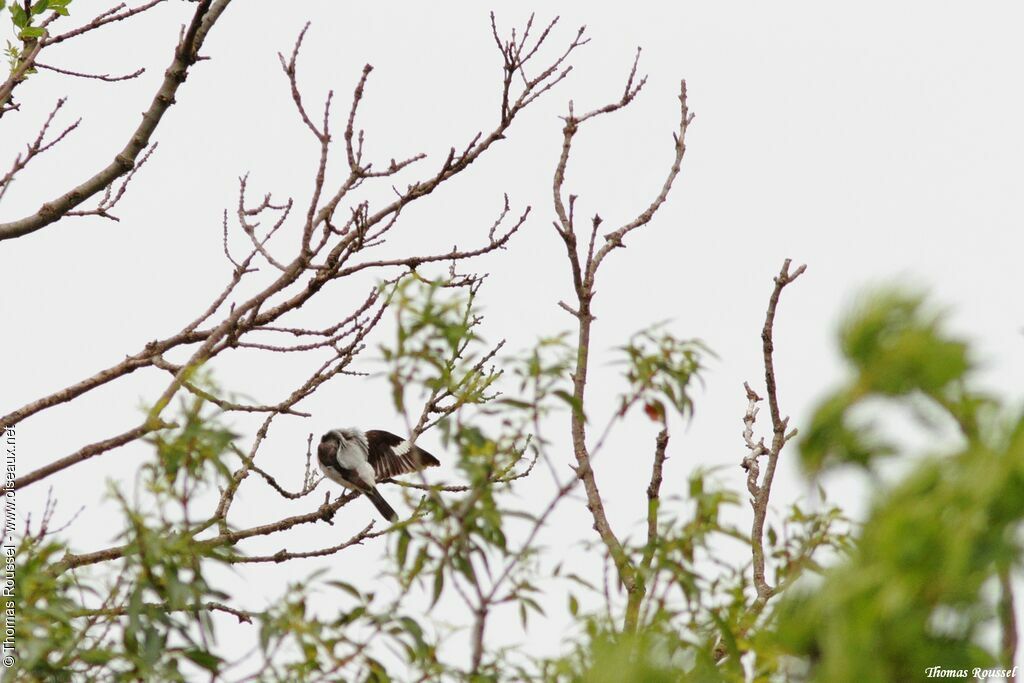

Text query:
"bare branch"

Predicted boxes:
[[5, 419, 174, 493], [748, 260, 805, 598], [73, 600, 257, 625], [57, 490, 360, 573], [641, 428, 669, 572], [66, 143, 158, 221], [44, 1, 169, 46], [715, 258, 806, 662], [590, 79, 692, 271], [278, 23, 327, 142], [35, 62, 145, 83], [549, 57, 693, 635], [230, 522, 383, 564], [0, 98, 80, 203], [0, 0, 228, 241]]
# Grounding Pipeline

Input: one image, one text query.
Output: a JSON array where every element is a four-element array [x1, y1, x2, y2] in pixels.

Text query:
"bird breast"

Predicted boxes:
[[335, 441, 376, 487]]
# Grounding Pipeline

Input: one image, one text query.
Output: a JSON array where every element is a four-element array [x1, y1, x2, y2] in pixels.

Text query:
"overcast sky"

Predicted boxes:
[[3, 0, 1023, 673]]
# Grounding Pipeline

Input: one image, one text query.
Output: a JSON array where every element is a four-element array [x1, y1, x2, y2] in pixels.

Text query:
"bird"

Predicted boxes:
[[317, 428, 440, 522]]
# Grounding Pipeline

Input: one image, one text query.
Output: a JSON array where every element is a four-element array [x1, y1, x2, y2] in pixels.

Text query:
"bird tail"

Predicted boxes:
[[365, 487, 398, 523]]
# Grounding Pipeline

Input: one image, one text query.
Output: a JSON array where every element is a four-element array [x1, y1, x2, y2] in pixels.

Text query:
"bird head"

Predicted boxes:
[[320, 430, 343, 449], [320, 428, 362, 451]]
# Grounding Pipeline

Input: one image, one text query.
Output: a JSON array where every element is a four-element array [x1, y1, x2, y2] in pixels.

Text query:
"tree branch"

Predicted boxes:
[[551, 62, 692, 634], [0, 0, 230, 241], [56, 490, 359, 573], [717, 258, 806, 661], [73, 600, 257, 625], [641, 428, 669, 572], [3, 419, 174, 493]]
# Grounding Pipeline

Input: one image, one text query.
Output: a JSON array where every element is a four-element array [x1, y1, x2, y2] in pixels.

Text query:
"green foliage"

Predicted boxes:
[[530, 466, 846, 683], [144, 388, 237, 496], [4, 40, 19, 71], [780, 289, 1023, 682], [839, 291, 969, 397], [767, 496, 853, 589], [499, 332, 577, 418], [12, 396, 238, 680], [4, 0, 70, 41], [252, 573, 440, 681], [617, 325, 712, 423], [106, 489, 230, 680], [12, 537, 80, 681], [381, 276, 501, 415], [576, 626, 712, 683], [800, 290, 971, 474]]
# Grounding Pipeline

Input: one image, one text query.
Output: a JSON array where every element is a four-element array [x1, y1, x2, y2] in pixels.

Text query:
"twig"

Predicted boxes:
[[746, 259, 805, 601], [0, 98, 80, 203], [0, 38, 44, 117], [57, 490, 360, 573], [35, 62, 145, 82], [44, 1, 169, 46], [73, 600, 257, 625], [230, 522, 382, 563], [641, 429, 669, 572]]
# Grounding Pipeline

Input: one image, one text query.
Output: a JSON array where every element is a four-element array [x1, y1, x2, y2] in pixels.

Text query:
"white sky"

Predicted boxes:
[[2, 0, 1023, 675]]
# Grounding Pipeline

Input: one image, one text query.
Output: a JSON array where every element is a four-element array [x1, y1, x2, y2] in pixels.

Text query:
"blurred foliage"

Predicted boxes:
[[779, 288, 1024, 682], [253, 571, 441, 681], [12, 537, 78, 681], [13, 390, 238, 680], [800, 290, 972, 474]]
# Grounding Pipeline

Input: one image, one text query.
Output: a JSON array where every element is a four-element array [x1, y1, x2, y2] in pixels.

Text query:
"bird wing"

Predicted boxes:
[[366, 430, 440, 480]]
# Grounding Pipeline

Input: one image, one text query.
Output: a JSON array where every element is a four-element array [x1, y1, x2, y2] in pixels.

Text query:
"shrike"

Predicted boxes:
[[317, 428, 440, 522]]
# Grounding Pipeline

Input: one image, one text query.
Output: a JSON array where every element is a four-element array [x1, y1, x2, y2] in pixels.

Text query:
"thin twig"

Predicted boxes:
[[35, 62, 145, 82]]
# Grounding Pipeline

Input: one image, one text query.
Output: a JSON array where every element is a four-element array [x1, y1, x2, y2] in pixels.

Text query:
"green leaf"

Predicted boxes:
[[183, 648, 222, 673], [79, 649, 116, 665], [430, 567, 444, 607], [30, 0, 48, 15], [11, 3, 28, 27], [497, 397, 533, 410], [326, 580, 361, 599], [395, 530, 410, 570], [553, 389, 584, 418]]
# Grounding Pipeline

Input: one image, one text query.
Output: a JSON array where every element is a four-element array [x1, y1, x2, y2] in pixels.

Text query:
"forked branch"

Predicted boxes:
[[550, 58, 693, 633]]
